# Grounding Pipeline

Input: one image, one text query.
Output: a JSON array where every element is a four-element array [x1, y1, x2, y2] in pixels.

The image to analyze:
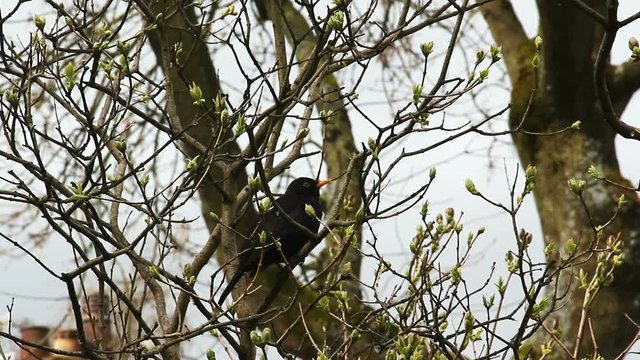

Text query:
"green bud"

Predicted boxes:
[[632, 46, 640, 61], [445, 207, 454, 222], [34, 15, 46, 30], [409, 237, 421, 254], [4, 88, 19, 106], [612, 253, 624, 267], [234, 114, 246, 135], [319, 109, 333, 121], [118, 54, 128, 70], [475, 50, 486, 65], [206, 349, 216, 360], [571, 120, 581, 130], [464, 311, 475, 332], [618, 194, 626, 208], [209, 212, 219, 222], [438, 320, 448, 332], [418, 112, 430, 126], [629, 37, 639, 51], [479, 68, 489, 81], [220, 109, 229, 124], [420, 41, 434, 57], [99, 60, 114, 74], [451, 265, 461, 285], [331, 290, 347, 302], [412, 84, 423, 104], [587, 165, 601, 179], [367, 137, 377, 151], [148, 265, 160, 279], [248, 176, 261, 190], [99, 23, 112, 38], [420, 201, 429, 219], [490, 44, 502, 63], [63, 62, 76, 90], [531, 296, 549, 319], [328, 11, 344, 30], [345, 224, 356, 238], [93, 40, 106, 51], [465, 178, 479, 195], [219, 4, 237, 18], [189, 82, 204, 106], [68, 182, 88, 201], [113, 139, 126, 152], [261, 328, 271, 343], [429, 167, 436, 180], [299, 127, 310, 138], [317, 296, 330, 311], [564, 237, 577, 254], [525, 164, 537, 181], [183, 263, 192, 277], [259, 198, 273, 214], [186, 155, 200, 172], [534, 36, 543, 50], [341, 261, 352, 274], [317, 351, 330, 360], [495, 276, 506, 296], [544, 242, 555, 257], [117, 41, 131, 55], [567, 177, 586, 195], [213, 93, 227, 113], [482, 294, 495, 309], [140, 174, 149, 188], [305, 203, 316, 217], [250, 330, 262, 346], [259, 230, 268, 244], [531, 54, 541, 68]]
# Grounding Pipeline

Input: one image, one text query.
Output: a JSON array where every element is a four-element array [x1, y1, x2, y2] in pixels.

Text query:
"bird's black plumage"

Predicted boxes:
[[218, 177, 329, 303]]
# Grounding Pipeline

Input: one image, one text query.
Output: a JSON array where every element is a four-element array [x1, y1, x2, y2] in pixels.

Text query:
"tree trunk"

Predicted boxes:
[[482, 1, 640, 358]]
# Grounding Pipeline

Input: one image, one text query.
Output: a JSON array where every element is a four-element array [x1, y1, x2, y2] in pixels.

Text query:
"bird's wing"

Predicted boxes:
[[262, 195, 299, 236]]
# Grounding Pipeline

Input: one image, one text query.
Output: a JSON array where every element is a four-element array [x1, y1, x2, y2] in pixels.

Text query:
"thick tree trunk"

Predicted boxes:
[[482, 1, 640, 358]]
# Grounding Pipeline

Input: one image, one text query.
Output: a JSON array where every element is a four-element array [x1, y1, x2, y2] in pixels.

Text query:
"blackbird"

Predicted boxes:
[[218, 177, 330, 303]]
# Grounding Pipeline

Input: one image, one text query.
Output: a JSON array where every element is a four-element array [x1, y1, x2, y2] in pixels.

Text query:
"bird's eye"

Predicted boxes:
[[303, 182, 310, 187]]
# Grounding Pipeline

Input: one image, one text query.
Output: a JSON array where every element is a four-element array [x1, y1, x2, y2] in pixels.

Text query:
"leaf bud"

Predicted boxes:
[[34, 15, 46, 30], [420, 41, 434, 57], [328, 11, 344, 30], [567, 178, 586, 195], [534, 35, 543, 50], [465, 178, 479, 195]]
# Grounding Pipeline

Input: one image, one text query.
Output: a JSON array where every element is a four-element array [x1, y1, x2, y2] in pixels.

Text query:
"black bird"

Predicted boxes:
[[218, 177, 330, 303]]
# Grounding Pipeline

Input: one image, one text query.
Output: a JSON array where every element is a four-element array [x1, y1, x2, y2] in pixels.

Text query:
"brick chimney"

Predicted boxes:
[[20, 326, 51, 360], [82, 293, 112, 350]]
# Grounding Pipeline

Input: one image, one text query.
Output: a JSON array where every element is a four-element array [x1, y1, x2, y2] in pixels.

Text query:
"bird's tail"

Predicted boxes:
[[218, 267, 245, 304], [218, 253, 262, 304]]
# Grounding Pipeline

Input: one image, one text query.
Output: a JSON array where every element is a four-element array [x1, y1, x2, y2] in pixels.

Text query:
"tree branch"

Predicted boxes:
[[594, 0, 640, 140]]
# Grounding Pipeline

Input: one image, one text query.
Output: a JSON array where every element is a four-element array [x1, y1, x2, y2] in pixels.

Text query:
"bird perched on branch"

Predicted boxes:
[[218, 177, 330, 303]]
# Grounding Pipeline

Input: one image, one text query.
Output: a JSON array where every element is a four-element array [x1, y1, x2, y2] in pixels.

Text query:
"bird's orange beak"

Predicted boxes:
[[316, 179, 331, 188]]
